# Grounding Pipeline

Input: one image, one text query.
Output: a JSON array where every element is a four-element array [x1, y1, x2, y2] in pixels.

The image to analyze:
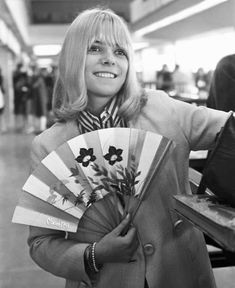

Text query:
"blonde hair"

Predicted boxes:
[[53, 7, 145, 121]]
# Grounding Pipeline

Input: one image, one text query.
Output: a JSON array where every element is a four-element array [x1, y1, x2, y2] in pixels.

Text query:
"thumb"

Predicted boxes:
[[124, 226, 137, 240], [112, 213, 131, 236]]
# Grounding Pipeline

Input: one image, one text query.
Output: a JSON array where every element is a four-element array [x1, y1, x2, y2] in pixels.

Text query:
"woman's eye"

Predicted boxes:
[[88, 45, 101, 53], [115, 49, 127, 57]]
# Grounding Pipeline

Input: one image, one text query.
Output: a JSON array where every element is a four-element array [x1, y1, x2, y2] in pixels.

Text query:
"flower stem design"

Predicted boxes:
[[88, 157, 141, 209]]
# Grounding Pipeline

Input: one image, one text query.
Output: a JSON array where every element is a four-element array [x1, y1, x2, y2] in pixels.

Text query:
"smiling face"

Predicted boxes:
[[85, 40, 129, 114], [56, 9, 136, 119]]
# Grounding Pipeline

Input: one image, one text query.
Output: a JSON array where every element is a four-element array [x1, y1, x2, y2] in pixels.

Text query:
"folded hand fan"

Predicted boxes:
[[12, 128, 174, 240]]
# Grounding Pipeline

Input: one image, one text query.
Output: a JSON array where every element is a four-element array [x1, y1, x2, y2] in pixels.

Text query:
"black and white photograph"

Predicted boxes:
[[1, 0, 235, 287]]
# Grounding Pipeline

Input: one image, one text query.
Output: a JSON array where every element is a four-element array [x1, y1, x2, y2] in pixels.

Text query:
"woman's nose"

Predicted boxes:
[[101, 50, 115, 65], [101, 58, 115, 65]]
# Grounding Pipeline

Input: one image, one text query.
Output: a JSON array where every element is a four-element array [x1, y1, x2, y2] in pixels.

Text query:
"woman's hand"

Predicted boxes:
[[95, 214, 139, 265]]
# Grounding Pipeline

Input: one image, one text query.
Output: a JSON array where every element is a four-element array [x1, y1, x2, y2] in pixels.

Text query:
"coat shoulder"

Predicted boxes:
[[32, 121, 78, 157], [144, 88, 174, 106], [142, 88, 176, 117]]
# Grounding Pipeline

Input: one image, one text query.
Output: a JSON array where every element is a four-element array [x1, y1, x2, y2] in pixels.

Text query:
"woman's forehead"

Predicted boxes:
[[88, 32, 128, 49], [90, 39, 123, 48]]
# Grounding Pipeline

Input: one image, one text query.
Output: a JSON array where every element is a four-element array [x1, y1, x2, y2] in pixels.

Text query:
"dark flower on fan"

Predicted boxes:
[[75, 148, 96, 167], [104, 146, 123, 165]]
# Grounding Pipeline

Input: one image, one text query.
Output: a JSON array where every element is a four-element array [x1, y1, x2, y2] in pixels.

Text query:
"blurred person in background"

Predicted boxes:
[[207, 54, 235, 111], [171, 64, 198, 98], [40, 67, 54, 113], [195, 67, 209, 98], [13, 64, 30, 132], [156, 64, 173, 93], [172, 64, 191, 95], [31, 65, 49, 133], [0, 67, 6, 133], [40, 65, 57, 128]]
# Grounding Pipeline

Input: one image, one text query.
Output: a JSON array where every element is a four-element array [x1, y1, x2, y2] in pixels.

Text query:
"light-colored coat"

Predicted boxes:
[[28, 90, 228, 288]]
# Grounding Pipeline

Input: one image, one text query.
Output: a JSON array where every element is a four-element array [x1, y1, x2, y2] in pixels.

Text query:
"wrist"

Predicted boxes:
[[91, 242, 103, 272], [84, 243, 103, 278], [94, 241, 104, 266]]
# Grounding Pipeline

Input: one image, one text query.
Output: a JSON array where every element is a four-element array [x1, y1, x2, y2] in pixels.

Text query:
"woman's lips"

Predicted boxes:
[[93, 72, 117, 78]]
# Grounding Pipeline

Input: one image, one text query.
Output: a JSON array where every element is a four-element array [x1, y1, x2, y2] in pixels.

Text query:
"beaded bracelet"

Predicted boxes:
[[84, 242, 102, 277], [91, 242, 99, 273]]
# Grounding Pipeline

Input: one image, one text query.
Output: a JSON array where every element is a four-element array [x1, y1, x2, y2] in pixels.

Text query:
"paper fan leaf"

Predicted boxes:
[[67, 131, 105, 199], [77, 193, 122, 242], [98, 128, 130, 175], [132, 131, 162, 195], [41, 151, 92, 205], [12, 192, 79, 232], [74, 227, 106, 243], [23, 166, 86, 219], [81, 213, 111, 234]]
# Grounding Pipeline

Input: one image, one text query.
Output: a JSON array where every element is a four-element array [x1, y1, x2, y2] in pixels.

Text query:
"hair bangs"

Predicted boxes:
[[87, 12, 130, 57]]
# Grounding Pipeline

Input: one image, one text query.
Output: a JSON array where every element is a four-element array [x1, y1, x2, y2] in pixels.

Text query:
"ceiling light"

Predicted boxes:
[[33, 44, 61, 56], [135, 0, 228, 37]]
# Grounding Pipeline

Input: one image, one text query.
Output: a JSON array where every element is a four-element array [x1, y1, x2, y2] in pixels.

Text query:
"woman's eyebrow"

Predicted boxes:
[[92, 40, 103, 45], [91, 40, 124, 50]]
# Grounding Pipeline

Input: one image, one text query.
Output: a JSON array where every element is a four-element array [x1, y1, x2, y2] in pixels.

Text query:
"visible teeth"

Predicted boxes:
[[95, 72, 115, 78]]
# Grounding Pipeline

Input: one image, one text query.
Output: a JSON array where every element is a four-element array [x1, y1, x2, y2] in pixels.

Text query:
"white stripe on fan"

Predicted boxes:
[[135, 132, 162, 195], [67, 134, 104, 198], [41, 151, 89, 203], [23, 174, 84, 219], [12, 206, 78, 232], [97, 128, 130, 171], [67, 134, 88, 157]]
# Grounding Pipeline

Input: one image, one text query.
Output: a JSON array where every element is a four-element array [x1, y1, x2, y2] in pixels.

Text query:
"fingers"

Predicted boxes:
[[112, 213, 131, 236], [125, 226, 137, 240], [96, 215, 139, 264], [124, 226, 139, 249]]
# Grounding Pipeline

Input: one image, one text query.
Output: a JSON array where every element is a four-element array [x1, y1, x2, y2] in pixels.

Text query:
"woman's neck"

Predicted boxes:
[[87, 96, 115, 116]]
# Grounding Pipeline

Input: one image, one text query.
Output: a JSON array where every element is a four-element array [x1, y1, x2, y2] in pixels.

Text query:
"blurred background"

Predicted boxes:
[[1, 0, 235, 287]]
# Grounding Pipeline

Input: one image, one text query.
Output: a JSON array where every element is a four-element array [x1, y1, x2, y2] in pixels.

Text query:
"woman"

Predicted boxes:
[[28, 8, 229, 288]]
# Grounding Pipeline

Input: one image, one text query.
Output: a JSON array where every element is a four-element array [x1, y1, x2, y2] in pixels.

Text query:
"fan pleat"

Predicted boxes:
[[24, 157, 86, 217], [81, 214, 111, 234], [55, 141, 93, 197], [86, 200, 115, 230], [74, 227, 106, 243], [12, 192, 79, 232], [42, 151, 89, 200], [98, 128, 130, 173], [67, 131, 105, 199], [99, 193, 121, 227], [23, 174, 84, 218], [54, 141, 94, 203]]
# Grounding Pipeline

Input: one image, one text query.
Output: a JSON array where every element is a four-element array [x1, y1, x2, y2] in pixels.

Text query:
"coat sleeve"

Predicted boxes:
[[173, 100, 229, 151], [27, 134, 92, 285], [151, 90, 229, 150]]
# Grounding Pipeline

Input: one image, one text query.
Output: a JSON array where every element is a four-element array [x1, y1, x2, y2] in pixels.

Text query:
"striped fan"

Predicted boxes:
[[12, 128, 174, 240]]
